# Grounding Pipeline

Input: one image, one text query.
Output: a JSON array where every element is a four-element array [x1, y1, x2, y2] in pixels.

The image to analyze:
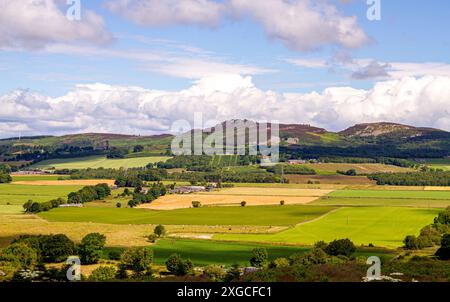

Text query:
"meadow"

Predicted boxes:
[[38, 205, 336, 226], [214, 207, 440, 248], [31, 155, 171, 170], [0, 184, 84, 206], [328, 189, 450, 199], [313, 197, 450, 208]]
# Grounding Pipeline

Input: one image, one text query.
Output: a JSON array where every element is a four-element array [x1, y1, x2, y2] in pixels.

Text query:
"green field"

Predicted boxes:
[[31, 155, 172, 170], [103, 238, 393, 266], [11, 175, 68, 182], [328, 190, 450, 199], [313, 197, 450, 208], [38, 205, 335, 226], [214, 207, 440, 248], [0, 184, 84, 206]]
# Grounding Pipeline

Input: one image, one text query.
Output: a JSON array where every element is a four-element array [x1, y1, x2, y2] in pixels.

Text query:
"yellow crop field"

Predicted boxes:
[[140, 187, 332, 210]]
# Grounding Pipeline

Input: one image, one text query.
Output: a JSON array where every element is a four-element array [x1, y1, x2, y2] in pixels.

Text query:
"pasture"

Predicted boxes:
[[328, 190, 450, 200], [301, 163, 414, 174], [214, 207, 440, 248], [0, 184, 84, 206], [38, 205, 336, 226], [31, 155, 171, 170], [313, 197, 450, 208]]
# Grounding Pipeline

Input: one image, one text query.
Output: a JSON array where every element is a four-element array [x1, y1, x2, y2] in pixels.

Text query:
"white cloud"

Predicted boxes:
[[1, 75, 450, 138], [106, 0, 368, 52], [104, 0, 226, 27], [229, 0, 368, 51], [0, 0, 112, 49]]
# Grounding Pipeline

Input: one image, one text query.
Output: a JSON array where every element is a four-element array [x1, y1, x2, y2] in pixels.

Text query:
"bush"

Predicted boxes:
[[120, 247, 153, 276], [0, 243, 38, 269], [403, 235, 421, 250], [40, 234, 75, 263], [192, 201, 202, 208], [147, 234, 158, 243], [269, 257, 289, 268], [325, 239, 356, 257], [165, 254, 194, 276], [116, 202, 122, 208], [250, 248, 268, 267], [154, 225, 166, 237], [241, 201, 247, 207], [89, 266, 117, 281], [435, 234, 450, 260], [280, 200, 285, 206], [203, 265, 226, 281], [78, 233, 106, 264]]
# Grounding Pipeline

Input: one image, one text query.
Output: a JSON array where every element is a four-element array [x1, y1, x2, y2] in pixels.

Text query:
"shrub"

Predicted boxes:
[[120, 247, 153, 276], [224, 264, 241, 282], [203, 265, 226, 282], [192, 201, 202, 208], [40, 234, 75, 263], [116, 202, 122, 208], [89, 266, 117, 281], [403, 235, 421, 250], [78, 233, 106, 264], [0, 243, 38, 269], [165, 254, 194, 276], [325, 239, 356, 257], [269, 257, 289, 268], [154, 225, 166, 237], [241, 201, 247, 207], [280, 200, 285, 206], [147, 234, 158, 243], [250, 248, 268, 267], [435, 234, 450, 260]]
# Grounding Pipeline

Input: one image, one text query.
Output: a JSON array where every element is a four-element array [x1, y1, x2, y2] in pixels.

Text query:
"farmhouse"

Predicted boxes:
[[170, 186, 206, 194], [288, 159, 306, 165], [59, 204, 83, 208]]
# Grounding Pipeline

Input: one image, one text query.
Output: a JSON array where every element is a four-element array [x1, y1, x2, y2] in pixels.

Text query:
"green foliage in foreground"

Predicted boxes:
[[38, 205, 335, 226], [369, 171, 450, 186]]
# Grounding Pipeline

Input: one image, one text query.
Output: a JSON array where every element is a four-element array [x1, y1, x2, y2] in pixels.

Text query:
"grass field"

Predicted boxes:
[[11, 175, 68, 182], [301, 163, 414, 174], [0, 184, 84, 206], [328, 190, 450, 199], [214, 207, 440, 247], [31, 155, 171, 169], [286, 175, 374, 185], [313, 197, 450, 208], [38, 205, 335, 226]]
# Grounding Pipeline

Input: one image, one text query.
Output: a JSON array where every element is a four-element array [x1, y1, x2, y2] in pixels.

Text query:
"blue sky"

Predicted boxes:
[[0, 0, 449, 137]]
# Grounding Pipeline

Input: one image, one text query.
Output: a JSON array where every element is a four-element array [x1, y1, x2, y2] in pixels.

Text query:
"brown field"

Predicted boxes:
[[12, 179, 116, 186], [0, 213, 279, 248], [286, 174, 375, 185], [139, 187, 332, 210], [303, 163, 414, 174]]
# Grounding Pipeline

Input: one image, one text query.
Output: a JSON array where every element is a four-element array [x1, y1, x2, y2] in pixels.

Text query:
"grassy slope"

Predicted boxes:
[[32, 155, 171, 169], [38, 205, 335, 226], [214, 207, 440, 248]]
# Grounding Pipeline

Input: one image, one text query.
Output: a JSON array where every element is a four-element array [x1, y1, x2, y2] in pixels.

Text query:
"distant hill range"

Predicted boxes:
[[1, 121, 449, 163]]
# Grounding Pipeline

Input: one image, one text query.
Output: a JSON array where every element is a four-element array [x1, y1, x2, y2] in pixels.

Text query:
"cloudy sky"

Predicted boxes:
[[1, 0, 449, 138]]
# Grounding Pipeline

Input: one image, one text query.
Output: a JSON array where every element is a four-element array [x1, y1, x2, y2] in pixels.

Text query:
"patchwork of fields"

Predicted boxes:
[[31, 155, 171, 169]]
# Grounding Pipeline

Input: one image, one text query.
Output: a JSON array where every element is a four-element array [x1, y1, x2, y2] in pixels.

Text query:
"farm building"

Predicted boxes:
[[170, 186, 206, 194]]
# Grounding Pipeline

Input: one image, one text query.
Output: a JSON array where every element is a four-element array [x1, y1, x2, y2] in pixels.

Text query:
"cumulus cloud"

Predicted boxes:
[[1, 75, 449, 138], [105, 0, 368, 52], [351, 60, 391, 79], [0, 0, 112, 49], [104, 0, 226, 27]]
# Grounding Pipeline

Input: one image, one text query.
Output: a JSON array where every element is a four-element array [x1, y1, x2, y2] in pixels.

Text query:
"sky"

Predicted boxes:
[[0, 0, 449, 138]]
